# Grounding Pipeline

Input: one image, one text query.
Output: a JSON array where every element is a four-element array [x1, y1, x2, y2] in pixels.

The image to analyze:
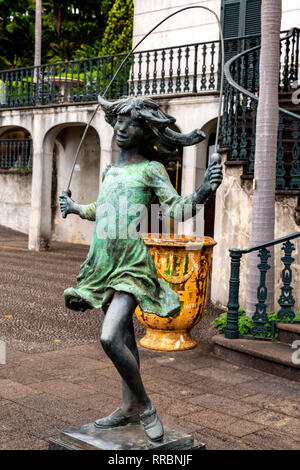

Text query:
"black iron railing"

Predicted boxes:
[[0, 55, 129, 107], [0, 34, 266, 108], [0, 139, 33, 170], [225, 231, 300, 341], [221, 28, 300, 191]]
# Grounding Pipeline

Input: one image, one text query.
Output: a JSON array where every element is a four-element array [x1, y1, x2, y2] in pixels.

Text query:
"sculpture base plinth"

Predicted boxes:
[[48, 422, 205, 450]]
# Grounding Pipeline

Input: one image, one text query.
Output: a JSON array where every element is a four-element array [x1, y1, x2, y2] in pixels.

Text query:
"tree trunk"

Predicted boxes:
[[246, 0, 282, 316], [34, 0, 42, 68]]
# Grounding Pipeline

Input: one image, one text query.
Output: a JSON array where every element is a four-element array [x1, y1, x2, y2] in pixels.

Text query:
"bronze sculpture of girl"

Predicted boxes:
[[59, 95, 222, 442]]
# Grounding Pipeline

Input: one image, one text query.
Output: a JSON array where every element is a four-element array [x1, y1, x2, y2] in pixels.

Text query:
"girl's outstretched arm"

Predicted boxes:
[[59, 195, 96, 221], [192, 155, 223, 205], [147, 158, 222, 221]]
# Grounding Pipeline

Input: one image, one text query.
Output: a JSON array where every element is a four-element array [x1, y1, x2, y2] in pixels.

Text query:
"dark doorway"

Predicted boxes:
[[147, 125, 183, 235], [204, 133, 216, 238]]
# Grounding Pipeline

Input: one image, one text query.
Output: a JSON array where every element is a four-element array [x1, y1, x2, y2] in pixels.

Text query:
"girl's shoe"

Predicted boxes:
[[94, 408, 140, 428], [139, 406, 164, 441]]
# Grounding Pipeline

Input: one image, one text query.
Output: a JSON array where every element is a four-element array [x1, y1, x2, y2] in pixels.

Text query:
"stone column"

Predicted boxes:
[[28, 120, 53, 251]]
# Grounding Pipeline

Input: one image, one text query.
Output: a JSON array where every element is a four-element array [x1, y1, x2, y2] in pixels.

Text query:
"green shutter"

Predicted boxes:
[[221, 0, 261, 65], [223, 1, 241, 39], [222, 0, 261, 38], [245, 0, 261, 36], [222, 1, 242, 64]]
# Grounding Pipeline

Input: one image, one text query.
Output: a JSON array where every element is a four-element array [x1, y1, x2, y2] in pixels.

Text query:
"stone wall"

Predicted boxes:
[[281, 0, 300, 31], [133, 0, 222, 50], [211, 154, 300, 312], [0, 171, 32, 234], [133, 0, 300, 50]]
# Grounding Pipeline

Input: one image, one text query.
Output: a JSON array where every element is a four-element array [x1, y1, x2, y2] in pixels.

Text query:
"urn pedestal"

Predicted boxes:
[[135, 234, 216, 351]]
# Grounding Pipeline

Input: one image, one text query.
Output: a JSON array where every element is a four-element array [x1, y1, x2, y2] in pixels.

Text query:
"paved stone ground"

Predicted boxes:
[[1, 225, 300, 450]]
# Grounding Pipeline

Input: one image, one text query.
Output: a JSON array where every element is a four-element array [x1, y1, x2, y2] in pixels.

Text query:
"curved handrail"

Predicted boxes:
[[224, 27, 300, 121], [230, 230, 300, 254]]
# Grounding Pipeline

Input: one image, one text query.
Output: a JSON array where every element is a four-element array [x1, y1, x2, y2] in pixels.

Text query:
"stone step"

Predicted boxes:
[[212, 334, 300, 382], [276, 322, 300, 345]]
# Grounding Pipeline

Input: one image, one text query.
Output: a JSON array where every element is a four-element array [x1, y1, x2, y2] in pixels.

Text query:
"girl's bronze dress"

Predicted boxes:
[[64, 160, 198, 317]]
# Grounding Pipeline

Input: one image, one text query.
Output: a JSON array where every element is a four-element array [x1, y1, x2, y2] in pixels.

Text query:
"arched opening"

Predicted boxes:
[[0, 126, 32, 170], [48, 124, 101, 245], [0, 125, 33, 235], [165, 124, 183, 195], [149, 123, 183, 235]]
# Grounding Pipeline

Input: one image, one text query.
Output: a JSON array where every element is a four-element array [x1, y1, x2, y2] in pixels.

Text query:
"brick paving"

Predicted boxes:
[[1, 342, 300, 450], [0, 226, 300, 450]]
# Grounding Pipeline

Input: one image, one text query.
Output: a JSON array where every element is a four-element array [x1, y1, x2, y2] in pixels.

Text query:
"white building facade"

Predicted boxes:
[[0, 0, 299, 310]]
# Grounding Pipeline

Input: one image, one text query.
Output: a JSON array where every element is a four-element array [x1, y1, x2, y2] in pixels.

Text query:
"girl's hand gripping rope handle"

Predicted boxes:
[[60, 189, 72, 219]]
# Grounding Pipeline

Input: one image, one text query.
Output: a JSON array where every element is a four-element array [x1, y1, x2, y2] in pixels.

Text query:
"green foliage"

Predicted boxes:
[[47, 40, 76, 63], [0, 1, 117, 69], [237, 312, 255, 335], [211, 311, 228, 334], [212, 309, 255, 335], [0, 55, 23, 69], [73, 41, 103, 60], [212, 309, 300, 339], [0, 0, 36, 68], [100, 0, 133, 55]]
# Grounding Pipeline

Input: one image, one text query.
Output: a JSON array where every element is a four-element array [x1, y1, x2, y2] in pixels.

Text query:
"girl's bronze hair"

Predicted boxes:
[[98, 95, 206, 161]]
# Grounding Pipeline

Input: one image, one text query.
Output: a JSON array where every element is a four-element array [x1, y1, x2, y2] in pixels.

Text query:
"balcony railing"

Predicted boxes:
[[0, 139, 33, 170], [221, 28, 300, 191], [0, 34, 263, 108]]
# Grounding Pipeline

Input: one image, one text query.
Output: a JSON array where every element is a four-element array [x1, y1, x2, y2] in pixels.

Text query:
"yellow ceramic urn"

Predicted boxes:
[[135, 234, 216, 351]]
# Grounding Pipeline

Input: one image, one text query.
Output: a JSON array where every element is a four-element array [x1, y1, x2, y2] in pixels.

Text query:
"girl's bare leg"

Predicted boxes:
[[121, 317, 141, 414], [101, 299, 142, 414], [96, 291, 163, 440], [100, 291, 151, 411]]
